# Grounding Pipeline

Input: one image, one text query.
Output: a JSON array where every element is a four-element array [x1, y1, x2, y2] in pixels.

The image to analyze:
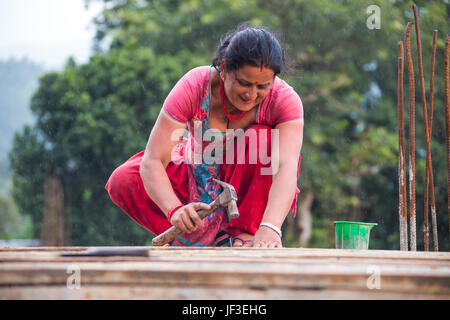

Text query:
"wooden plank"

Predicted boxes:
[[1, 285, 448, 300], [1, 267, 449, 300], [0, 247, 449, 300], [1, 252, 449, 269], [2, 246, 450, 259]]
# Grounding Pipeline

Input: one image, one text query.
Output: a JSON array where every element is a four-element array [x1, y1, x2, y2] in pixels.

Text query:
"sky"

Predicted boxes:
[[0, 0, 104, 70]]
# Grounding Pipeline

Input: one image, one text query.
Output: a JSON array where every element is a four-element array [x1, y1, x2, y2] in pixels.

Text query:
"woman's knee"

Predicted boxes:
[[105, 164, 138, 203]]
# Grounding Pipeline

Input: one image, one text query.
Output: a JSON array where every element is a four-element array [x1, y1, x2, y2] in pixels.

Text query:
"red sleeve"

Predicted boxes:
[[162, 66, 209, 123], [257, 78, 304, 127], [271, 79, 304, 125]]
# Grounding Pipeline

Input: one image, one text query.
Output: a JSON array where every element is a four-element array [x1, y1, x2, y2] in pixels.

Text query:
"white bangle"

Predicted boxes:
[[259, 222, 282, 238]]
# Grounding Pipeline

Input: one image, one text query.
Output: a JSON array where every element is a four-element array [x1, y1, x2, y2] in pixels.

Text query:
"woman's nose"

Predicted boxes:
[[245, 86, 258, 100]]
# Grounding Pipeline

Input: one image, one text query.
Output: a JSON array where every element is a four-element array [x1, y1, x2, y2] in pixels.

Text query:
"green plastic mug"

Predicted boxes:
[[334, 221, 377, 249]]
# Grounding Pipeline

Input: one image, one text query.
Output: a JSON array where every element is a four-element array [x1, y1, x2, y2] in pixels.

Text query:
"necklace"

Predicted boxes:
[[220, 77, 246, 122]]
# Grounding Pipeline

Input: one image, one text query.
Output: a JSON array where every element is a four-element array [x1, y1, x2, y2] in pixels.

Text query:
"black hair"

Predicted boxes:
[[212, 24, 286, 75]]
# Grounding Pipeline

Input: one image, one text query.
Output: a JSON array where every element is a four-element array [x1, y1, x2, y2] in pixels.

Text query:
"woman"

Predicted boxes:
[[106, 25, 304, 248]]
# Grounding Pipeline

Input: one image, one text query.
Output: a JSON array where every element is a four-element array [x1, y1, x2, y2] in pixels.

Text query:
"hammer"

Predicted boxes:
[[152, 179, 239, 246]]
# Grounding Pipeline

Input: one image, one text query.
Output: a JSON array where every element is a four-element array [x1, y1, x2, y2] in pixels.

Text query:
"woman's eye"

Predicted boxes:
[[237, 79, 269, 89], [238, 80, 251, 87]]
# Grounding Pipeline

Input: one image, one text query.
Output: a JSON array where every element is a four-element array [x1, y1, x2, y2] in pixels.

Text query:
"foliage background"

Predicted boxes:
[[3, 0, 450, 250]]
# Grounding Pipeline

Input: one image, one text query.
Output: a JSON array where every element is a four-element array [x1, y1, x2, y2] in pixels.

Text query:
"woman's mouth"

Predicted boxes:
[[240, 96, 253, 104]]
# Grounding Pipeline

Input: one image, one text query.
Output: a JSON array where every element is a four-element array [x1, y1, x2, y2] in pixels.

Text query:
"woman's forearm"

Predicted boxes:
[[261, 164, 298, 228], [139, 158, 183, 217]]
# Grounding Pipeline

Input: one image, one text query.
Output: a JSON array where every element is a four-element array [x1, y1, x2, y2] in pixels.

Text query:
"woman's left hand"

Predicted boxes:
[[247, 226, 283, 248]]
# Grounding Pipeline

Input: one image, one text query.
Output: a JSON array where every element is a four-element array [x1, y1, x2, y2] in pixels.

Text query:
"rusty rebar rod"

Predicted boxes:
[[405, 22, 416, 251], [424, 30, 438, 251], [412, 4, 438, 251], [398, 40, 408, 251], [445, 34, 450, 239]]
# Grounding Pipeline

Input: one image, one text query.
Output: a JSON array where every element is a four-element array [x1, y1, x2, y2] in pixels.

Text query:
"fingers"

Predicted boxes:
[[186, 202, 209, 229], [251, 241, 282, 248], [253, 241, 264, 248], [180, 211, 196, 233], [195, 202, 211, 212], [188, 206, 204, 228], [269, 241, 282, 248], [170, 206, 193, 233], [171, 202, 209, 233], [250, 226, 283, 248]]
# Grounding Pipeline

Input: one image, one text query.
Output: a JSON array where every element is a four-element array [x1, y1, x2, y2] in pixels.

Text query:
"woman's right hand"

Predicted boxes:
[[169, 202, 211, 233]]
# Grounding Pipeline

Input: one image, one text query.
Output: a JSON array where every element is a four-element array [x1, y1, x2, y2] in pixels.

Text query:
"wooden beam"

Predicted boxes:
[[0, 247, 449, 299]]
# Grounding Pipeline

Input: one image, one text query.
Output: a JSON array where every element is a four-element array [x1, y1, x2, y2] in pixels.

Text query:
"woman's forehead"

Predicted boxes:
[[234, 64, 275, 83]]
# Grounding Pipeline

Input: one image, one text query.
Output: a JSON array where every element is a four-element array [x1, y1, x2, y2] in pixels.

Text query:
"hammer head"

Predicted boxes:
[[213, 179, 239, 221]]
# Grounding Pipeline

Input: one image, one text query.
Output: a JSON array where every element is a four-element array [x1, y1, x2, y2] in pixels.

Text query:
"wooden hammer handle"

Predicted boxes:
[[151, 199, 220, 246]]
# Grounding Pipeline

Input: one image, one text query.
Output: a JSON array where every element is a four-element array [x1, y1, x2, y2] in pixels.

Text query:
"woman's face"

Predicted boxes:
[[222, 63, 275, 111]]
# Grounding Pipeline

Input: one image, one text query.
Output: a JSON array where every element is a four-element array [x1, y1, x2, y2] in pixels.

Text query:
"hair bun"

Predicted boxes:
[[212, 24, 285, 75]]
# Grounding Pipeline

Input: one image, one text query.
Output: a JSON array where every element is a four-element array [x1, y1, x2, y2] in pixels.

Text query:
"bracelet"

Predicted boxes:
[[259, 222, 282, 238], [167, 204, 184, 222]]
